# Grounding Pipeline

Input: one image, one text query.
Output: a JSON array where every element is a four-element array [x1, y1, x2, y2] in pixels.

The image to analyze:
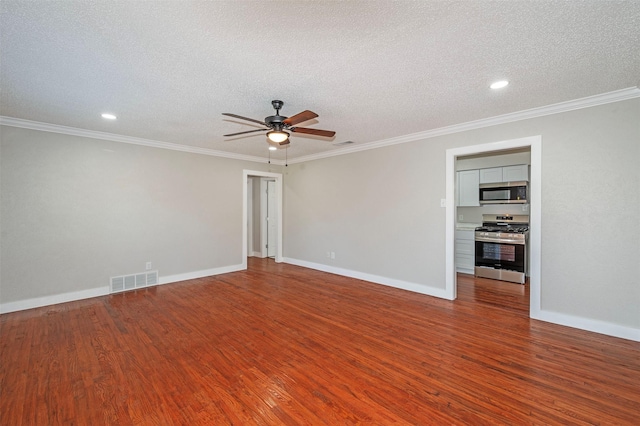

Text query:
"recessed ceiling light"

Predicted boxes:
[[101, 113, 117, 120], [490, 80, 509, 89]]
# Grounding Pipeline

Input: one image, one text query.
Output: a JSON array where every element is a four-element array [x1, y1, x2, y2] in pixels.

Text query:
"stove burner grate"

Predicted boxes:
[[475, 225, 529, 233]]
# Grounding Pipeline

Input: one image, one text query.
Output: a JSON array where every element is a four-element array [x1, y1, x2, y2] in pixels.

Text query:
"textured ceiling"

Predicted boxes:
[[1, 1, 639, 161]]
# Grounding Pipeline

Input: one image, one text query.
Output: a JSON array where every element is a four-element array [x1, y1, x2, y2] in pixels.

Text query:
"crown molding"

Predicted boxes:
[[0, 116, 281, 164], [288, 86, 640, 164], [2, 87, 638, 166]]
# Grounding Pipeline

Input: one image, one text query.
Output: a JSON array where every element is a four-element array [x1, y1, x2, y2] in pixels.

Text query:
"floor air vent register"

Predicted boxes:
[[110, 271, 159, 293]]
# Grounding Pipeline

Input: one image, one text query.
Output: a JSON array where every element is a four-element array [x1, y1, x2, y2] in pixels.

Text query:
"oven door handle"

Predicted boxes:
[[475, 236, 525, 245]]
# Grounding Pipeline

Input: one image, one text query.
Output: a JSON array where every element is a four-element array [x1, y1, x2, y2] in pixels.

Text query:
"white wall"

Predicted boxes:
[[283, 142, 445, 290], [283, 98, 640, 336], [0, 126, 275, 310]]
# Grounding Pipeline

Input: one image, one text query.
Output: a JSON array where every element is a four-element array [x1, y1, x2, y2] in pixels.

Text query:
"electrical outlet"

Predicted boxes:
[[440, 198, 446, 208], [330, 252, 336, 259], [458, 214, 464, 221], [146, 262, 152, 271], [326, 251, 331, 258]]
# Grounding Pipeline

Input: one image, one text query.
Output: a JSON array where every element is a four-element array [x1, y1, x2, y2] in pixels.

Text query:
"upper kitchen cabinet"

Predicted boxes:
[[479, 164, 529, 183], [503, 164, 529, 182], [457, 169, 480, 206], [479, 167, 503, 183]]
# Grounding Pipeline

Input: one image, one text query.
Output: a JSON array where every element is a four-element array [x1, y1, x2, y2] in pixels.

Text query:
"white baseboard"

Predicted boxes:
[[533, 310, 640, 342], [283, 257, 449, 299], [284, 258, 639, 342], [0, 263, 246, 314], [0, 286, 110, 314], [158, 263, 245, 285], [248, 251, 263, 258]]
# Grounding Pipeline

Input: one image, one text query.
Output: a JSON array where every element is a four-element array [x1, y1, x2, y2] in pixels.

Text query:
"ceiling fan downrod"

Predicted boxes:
[[271, 100, 284, 115]]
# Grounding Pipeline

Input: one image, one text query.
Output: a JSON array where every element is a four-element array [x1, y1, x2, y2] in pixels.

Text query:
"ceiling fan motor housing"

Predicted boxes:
[[267, 100, 287, 130], [265, 115, 287, 130]]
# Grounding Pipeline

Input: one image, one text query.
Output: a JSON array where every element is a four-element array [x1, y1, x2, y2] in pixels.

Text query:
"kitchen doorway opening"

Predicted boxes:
[[445, 136, 542, 320]]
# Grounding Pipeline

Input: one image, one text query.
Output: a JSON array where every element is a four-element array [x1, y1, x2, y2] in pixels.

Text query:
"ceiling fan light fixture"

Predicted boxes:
[[267, 130, 289, 143]]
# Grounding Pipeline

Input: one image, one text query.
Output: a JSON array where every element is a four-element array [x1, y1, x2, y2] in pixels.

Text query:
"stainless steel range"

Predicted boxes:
[[475, 214, 529, 284]]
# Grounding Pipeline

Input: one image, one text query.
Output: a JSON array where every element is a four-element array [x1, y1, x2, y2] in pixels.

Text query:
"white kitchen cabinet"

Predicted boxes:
[[456, 170, 479, 206], [479, 164, 529, 183], [479, 167, 503, 183], [502, 164, 529, 182], [455, 230, 475, 274]]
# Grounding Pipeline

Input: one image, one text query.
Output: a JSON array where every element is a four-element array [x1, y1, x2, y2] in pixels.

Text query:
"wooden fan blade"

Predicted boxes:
[[290, 127, 336, 138], [222, 113, 266, 126], [283, 110, 318, 126], [279, 139, 291, 146], [224, 129, 268, 137]]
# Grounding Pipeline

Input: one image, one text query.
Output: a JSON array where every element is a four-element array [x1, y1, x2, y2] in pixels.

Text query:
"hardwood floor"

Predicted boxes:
[[1, 258, 639, 425]]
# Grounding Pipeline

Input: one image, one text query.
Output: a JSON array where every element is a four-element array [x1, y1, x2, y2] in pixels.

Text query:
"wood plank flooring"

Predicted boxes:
[[1, 258, 639, 425]]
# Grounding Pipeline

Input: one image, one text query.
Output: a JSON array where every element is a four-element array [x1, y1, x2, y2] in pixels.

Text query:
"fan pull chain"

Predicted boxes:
[[268, 149, 271, 164], [285, 146, 288, 167]]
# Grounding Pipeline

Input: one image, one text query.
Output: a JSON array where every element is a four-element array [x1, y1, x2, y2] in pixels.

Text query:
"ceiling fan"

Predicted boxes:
[[223, 100, 335, 147]]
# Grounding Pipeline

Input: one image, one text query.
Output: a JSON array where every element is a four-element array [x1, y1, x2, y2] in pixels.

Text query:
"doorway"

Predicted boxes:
[[445, 136, 542, 319], [242, 170, 283, 270]]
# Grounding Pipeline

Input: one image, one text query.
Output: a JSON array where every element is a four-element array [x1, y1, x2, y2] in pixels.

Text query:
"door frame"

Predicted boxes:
[[445, 135, 542, 319], [242, 170, 283, 268]]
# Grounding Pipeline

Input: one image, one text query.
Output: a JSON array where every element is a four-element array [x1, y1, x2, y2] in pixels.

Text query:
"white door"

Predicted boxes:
[[247, 178, 253, 256], [267, 180, 277, 257]]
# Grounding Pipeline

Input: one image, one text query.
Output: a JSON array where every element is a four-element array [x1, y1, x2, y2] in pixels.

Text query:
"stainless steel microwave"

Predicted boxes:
[[479, 181, 528, 204]]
